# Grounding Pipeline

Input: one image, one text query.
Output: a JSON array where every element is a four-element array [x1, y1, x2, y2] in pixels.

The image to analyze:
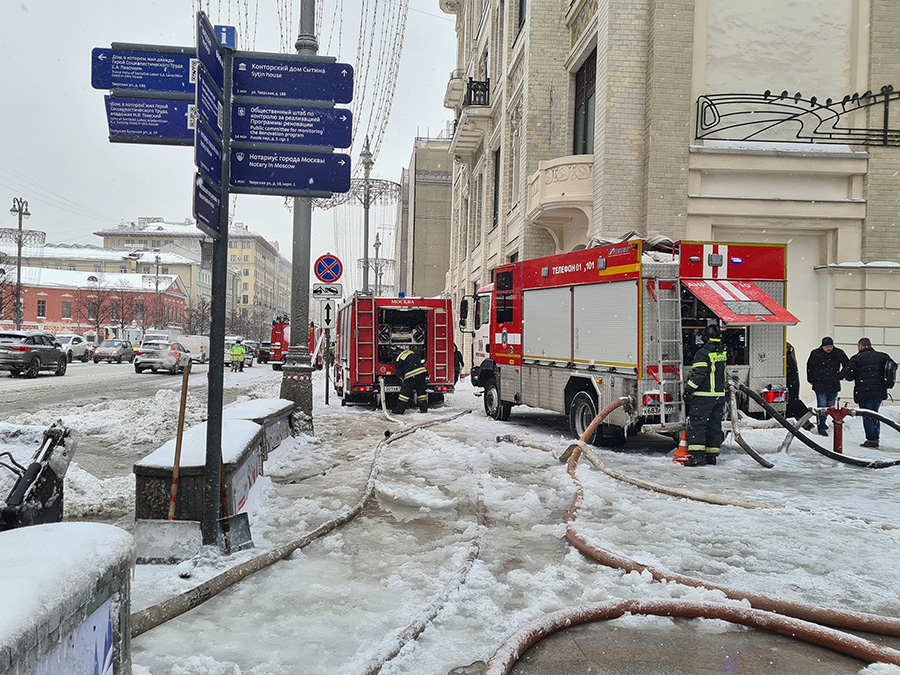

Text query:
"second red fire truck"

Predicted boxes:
[[460, 239, 799, 443]]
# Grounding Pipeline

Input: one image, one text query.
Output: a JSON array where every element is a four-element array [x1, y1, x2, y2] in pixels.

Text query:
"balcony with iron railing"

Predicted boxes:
[[449, 78, 493, 161], [443, 68, 466, 109]]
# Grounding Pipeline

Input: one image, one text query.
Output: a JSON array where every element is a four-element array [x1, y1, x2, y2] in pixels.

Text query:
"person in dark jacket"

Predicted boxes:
[[806, 336, 849, 435], [453, 343, 464, 384], [785, 343, 812, 428], [844, 337, 892, 448], [683, 324, 727, 466], [394, 348, 428, 414]]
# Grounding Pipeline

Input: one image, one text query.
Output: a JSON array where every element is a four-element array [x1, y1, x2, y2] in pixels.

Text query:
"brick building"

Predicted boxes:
[[441, 0, 900, 396], [0, 267, 188, 342]]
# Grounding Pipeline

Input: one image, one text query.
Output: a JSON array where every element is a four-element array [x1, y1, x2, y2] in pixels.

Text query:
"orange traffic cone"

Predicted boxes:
[[673, 431, 690, 465]]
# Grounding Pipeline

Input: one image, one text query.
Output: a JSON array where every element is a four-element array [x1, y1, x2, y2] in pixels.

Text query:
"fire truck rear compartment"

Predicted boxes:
[[377, 308, 429, 366]]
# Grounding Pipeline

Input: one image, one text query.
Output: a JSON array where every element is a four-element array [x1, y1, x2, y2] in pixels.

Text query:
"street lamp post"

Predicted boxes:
[[153, 253, 161, 328], [9, 198, 30, 330], [360, 137, 374, 293]]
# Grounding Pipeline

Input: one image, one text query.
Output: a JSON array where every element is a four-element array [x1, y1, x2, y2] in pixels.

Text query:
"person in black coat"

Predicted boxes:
[[844, 337, 892, 448], [806, 336, 849, 435], [453, 343, 464, 384], [785, 343, 811, 427]]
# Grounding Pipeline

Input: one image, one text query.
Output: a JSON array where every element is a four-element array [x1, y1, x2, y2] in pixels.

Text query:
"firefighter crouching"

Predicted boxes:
[[394, 348, 428, 414], [683, 324, 727, 466]]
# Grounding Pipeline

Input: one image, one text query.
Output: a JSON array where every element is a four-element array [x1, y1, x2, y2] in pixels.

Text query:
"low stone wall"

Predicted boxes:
[[134, 399, 294, 520], [0, 522, 132, 674]]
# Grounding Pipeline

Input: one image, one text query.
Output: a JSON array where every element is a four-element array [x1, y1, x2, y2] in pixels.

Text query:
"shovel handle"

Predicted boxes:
[[168, 360, 192, 520]]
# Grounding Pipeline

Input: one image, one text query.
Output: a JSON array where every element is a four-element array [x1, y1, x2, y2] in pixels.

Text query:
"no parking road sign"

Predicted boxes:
[[314, 254, 343, 283]]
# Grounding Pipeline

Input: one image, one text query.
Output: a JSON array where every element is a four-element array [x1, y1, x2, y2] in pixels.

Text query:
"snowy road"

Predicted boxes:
[[5, 367, 900, 673]]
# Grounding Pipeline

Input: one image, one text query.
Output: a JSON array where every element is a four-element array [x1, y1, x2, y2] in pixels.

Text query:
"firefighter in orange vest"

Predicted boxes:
[[394, 347, 428, 414], [683, 323, 727, 466]]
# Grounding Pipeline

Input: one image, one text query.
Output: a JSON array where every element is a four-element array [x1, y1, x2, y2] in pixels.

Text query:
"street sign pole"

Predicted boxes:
[[279, 0, 318, 431], [325, 327, 330, 406], [201, 14, 234, 546]]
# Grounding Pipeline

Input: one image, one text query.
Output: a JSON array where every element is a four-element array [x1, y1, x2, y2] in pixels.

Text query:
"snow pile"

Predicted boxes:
[[63, 462, 135, 520], [5, 389, 207, 450]]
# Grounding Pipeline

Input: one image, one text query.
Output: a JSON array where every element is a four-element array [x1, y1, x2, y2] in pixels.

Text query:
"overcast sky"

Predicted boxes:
[[0, 1, 456, 259]]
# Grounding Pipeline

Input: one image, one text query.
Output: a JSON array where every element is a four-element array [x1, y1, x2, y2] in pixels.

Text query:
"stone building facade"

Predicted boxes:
[[441, 0, 900, 396]]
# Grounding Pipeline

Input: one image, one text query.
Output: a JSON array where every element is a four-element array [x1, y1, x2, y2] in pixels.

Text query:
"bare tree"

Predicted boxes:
[[183, 296, 211, 335], [77, 275, 118, 341], [109, 294, 137, 339]]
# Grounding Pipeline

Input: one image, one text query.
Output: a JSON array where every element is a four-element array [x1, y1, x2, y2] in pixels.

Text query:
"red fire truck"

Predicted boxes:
[[460, 239, 799, 443], [333, 293, 455, 407], [269, 317, 324, 371]]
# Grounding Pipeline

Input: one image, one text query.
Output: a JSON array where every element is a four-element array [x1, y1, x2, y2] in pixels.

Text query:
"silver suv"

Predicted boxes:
[[0, 331, 67, 378], [56, 334, 90, 363]]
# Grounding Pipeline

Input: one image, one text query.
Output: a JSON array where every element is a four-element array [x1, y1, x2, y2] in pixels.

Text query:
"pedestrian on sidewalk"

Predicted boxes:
[[785, 342, 810, 425], [683, 324, 727, 466], [806, 336, 849, 436], [844, 337, 893, 448]]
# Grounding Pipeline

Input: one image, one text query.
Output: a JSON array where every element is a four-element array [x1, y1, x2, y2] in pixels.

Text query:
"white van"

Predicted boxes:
[[178, 335, 211, 363]]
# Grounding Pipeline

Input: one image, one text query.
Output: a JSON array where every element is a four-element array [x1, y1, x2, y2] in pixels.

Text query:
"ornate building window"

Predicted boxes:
[[574, 49, 596, 155]]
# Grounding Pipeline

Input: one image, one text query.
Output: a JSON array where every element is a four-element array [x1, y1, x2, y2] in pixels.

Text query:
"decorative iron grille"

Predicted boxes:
[[464, 78, 491, 107], [695, 84, 900, 146]]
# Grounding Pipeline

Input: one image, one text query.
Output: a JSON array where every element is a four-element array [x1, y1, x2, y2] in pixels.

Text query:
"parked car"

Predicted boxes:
[[134, 340, 191, 374], [93, 339, 135, 364], [244, 340, 260, 360], [0, 331, 67, 378], [179, 334, 210, 363], [257, 341, 271, 364], [56, 334, 90, 363], [224, 337, 254, 368]]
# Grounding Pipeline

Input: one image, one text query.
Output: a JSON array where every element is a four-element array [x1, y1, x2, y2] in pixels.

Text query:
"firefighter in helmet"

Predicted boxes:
[[683, 323, 727, 466], [394, 347, 428, 414]]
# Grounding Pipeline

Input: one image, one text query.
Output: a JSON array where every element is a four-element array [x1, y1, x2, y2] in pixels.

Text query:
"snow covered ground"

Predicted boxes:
[[7, 368, 900, 673]]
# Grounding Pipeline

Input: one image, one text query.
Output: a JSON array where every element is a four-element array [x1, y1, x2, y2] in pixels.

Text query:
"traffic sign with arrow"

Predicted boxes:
[[320, 299, 337, 329]]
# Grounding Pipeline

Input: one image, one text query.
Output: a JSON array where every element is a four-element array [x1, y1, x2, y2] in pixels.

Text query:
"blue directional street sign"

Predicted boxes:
[[232, 56, 353, 103], [91, 47, 195, 95], [196, 67, 223, 139], [104, 96, 193, 144], [195, 124, 222, 186], [231, 104, 351, 148], [196, 13, 225, 90], [193, 173, 222, 238], [229, 148, 351, 195]]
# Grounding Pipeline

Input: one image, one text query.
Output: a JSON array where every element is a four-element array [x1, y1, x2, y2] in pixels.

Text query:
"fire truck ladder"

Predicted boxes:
[[647, 277, 683, 426], [432, 308, 449, 381], [355, 295, 376, 382]]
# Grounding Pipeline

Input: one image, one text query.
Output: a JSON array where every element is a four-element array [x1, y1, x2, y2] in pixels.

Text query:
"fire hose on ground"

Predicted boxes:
[[486, 396, 900, 673], [733, 381, 900, 469], [131, 409, 472, 638]]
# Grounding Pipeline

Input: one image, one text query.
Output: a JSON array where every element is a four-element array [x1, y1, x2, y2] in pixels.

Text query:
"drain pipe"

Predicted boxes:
[[484, 599, 900, 675]]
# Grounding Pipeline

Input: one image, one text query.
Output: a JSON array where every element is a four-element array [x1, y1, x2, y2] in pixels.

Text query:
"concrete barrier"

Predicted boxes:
[[133, 399, 295, 520], [0, 522, 132, 674]]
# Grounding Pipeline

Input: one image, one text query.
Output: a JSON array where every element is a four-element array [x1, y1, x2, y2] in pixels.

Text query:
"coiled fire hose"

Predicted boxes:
[[131, 409, 472, 638], [486, 396, 900, 673]]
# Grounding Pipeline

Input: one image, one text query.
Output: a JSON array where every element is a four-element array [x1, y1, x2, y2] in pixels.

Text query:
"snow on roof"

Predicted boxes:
[[0, 242, 197, 266], [691, 139, 867, 157], [9, 266, 183, 293], [135, 419, 262, 469], [816, 260, 900, 270], [0, 522, 132, 647]]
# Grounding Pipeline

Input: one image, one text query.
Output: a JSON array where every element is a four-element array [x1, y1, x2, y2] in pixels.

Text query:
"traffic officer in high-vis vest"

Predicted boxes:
[[683, 323, 727, 466], [394, 348, 428, 414]]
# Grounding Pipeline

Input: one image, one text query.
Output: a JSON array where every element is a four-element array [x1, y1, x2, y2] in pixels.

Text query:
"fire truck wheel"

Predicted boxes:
[[569, 391, 600, 445], [483, 378, 512, 421]]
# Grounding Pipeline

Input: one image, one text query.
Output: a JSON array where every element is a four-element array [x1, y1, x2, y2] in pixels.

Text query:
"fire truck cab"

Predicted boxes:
[[333, 293, 455, 407], [460, 239, 798, 444]]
